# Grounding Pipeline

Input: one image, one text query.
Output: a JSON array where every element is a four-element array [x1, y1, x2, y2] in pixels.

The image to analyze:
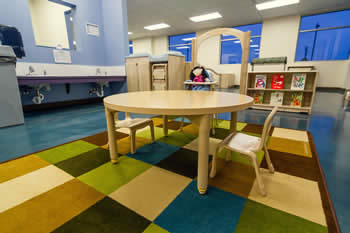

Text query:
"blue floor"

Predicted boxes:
[[0, 90, 349, 232]]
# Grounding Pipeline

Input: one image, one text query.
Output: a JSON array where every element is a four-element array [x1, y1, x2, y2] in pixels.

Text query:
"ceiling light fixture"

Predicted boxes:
[[144, 23, 170, 31], [189, 12, 222, 22], [128, 32, 133, 35], [182, 37, 196, 41], [256, 0, 299, 11], [176, 46, 190, 49], [251, 45, 259, 47]]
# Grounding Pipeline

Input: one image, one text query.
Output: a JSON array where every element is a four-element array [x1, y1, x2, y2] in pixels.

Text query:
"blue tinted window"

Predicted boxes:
[[300, 10, 350, 31], [129, 41, 133, 55], [296, 10, 350, 61], [222, 23, 262, 40], [169, 33, 196, 61], [221, 37, 261, 64], [220, 23, 262, 64]]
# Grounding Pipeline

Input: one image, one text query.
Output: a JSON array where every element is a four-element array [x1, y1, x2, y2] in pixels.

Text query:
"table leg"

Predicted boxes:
[[163, 115, 168, 137], [105, 108, 118, 163], [230, 112, 237, 133], [197, 114, 210, 195]]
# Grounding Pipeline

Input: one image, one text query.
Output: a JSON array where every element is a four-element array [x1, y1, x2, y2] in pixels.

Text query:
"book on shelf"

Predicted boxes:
[[255, 75, 266, 89], [271, 74, 284, 89], [270, 92, 284, 106], [291, 73, 307, 90], [253, 91, 264, 104], [291, 92, 303, 107]]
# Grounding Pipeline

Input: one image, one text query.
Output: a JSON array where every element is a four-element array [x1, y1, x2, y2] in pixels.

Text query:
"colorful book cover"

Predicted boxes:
[[271, 74, 285, 89], [291, 92, 303, 107], [255, 75, 266, 89], [254, 92, 264, 104], [270, 92, 284, 106], [291, 73, 307, 90]]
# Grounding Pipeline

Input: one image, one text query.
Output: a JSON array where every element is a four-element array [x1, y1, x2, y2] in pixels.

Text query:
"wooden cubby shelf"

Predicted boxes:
[[246, 70, 319, 115]]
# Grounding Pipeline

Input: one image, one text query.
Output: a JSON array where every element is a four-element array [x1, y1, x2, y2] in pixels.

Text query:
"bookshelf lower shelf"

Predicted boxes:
[[251, 104, 311, 114]]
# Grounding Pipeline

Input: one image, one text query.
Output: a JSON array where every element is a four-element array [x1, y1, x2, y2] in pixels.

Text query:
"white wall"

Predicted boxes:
[[136, 15, 349, 88], [28, 0, 70, 49], [152, 36, 168, 55], [132, 38, 153, 54]]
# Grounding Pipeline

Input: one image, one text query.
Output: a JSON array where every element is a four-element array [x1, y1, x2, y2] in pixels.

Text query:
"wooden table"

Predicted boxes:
[[104, 90, 253, 194]]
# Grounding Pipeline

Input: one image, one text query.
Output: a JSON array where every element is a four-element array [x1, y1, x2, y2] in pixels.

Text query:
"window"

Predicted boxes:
[[221, 23, 262, 64], [168, 33, 196, 62], [295, 10, 350, 61], [129, 41, 133, 55]]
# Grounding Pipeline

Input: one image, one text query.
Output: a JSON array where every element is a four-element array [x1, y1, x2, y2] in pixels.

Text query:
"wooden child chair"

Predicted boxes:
[[210, 106, 278, 196]]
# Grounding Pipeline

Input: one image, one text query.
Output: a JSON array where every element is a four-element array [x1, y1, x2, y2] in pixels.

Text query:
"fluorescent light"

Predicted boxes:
[[144, 23, 170, 31], [176, 46, 190, 49], [129, 44, 133, 47], [234, 41, 240, 43], [128, 32, 133, 35], [251, 45, 259, 47], [182, 37, 196, 41], [256, 0, 299, 11], [189, 12, 222, 22]]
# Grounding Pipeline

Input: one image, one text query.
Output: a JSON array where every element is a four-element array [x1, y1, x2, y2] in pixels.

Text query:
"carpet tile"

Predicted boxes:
[[235, 200, 328, 233], [156, 148, 205, 179], [268, 137, 312, 158], [143, 223, 169, 233], [272, 127, 309, 142], [52, 197, 151, 233], [137, 127, 175, 140], [55, 148, 111, 177], [0, 179, 104, 233], [210, 127, 231, 140], [78, 156, 152, 195], [249, 169, 327, 226], [102, 136, 152, 155], [37, 140, 99, 164], [127, 141, 180, 165], [216, 120, 247, 131], [82, 131, 128, 146], [181, 124, 199, 136], [110, 166, 191, 221], [158, 121, 190, 130], [208, 159, 256, 198], [157, 131, 196, 147], [241, 123, 274, 135], [154, 181, 246, 233], [151, 117, 164, 126], [0, 165, 73, 213], [0, 154, 50, 183]]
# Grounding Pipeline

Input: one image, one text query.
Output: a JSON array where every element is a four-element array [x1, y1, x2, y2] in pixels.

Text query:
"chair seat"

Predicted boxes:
[[226, 133, 261, 153], [115, 118, 152, 129]]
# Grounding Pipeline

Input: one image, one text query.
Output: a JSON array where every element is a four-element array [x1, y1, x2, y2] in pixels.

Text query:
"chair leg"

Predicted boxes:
[[264, 144, 275, 173], [179, 117, 185, 131], [150, 122, 155, 142], [210, 146, 221, 178], [211, 114, 216, 135], [225, 149, 231, 161], [251, 153, 266, 196], [130, 129, 136, 154]]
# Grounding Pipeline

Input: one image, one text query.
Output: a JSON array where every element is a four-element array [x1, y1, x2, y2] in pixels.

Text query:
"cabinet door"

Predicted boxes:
[[126, 62, 139, 92], [137, 62, 151, 91]]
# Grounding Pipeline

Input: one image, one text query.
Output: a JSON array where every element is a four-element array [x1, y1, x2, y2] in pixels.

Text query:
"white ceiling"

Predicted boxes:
[[127, 0, 350, 40]]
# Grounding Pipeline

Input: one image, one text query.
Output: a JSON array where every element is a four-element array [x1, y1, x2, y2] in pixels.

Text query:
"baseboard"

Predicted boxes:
[[316, 87, 345, 94], [23, 97, 103, 112]]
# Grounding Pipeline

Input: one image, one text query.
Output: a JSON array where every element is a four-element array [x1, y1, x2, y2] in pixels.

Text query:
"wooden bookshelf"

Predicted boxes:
[[246, 71, 319, 115]]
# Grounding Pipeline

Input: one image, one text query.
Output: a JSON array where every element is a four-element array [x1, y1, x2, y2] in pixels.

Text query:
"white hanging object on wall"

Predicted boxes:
[[53, 43, 71, 64], [86, 23, 100, 37]]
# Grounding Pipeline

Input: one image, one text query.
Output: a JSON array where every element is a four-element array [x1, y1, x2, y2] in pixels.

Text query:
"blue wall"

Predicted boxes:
[[0, 0, 128, 66]]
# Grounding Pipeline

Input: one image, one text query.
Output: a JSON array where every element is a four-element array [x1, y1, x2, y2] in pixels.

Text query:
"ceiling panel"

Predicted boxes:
[[127, 0, 350, 39]]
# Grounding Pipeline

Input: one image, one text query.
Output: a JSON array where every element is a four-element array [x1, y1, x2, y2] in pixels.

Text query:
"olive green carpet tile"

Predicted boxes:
[[0, 119, 340, 233]]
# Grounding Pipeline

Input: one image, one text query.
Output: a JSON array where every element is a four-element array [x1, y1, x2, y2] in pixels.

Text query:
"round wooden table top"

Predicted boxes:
[[104, 90, 253, 115]]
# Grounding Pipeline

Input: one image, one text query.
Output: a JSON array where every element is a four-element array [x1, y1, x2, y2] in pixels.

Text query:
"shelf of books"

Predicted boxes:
[[246, 71, 318, 114]]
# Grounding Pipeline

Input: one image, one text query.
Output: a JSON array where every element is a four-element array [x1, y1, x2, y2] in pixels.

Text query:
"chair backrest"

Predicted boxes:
[[258, 106, 278, 151]]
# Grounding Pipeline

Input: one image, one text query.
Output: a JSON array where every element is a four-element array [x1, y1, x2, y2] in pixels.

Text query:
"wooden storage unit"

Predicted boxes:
[[246, 71, 318, 114], [126, 54, 185, 92], [126, 57, 152, 92]]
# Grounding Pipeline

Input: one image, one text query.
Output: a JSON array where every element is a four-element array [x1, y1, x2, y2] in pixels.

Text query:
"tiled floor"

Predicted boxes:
[[0, 89, 349, 232]]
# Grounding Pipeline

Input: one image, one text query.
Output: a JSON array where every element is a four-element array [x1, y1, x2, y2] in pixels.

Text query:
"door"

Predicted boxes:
[[126, 62, 139, 92], [137, 62, 151, 91]]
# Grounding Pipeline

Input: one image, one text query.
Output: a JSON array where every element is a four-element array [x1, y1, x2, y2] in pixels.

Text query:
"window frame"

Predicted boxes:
[[168, 32, 196, 62], [220, 23, 262, 65], [295, 10, 350, 62]]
